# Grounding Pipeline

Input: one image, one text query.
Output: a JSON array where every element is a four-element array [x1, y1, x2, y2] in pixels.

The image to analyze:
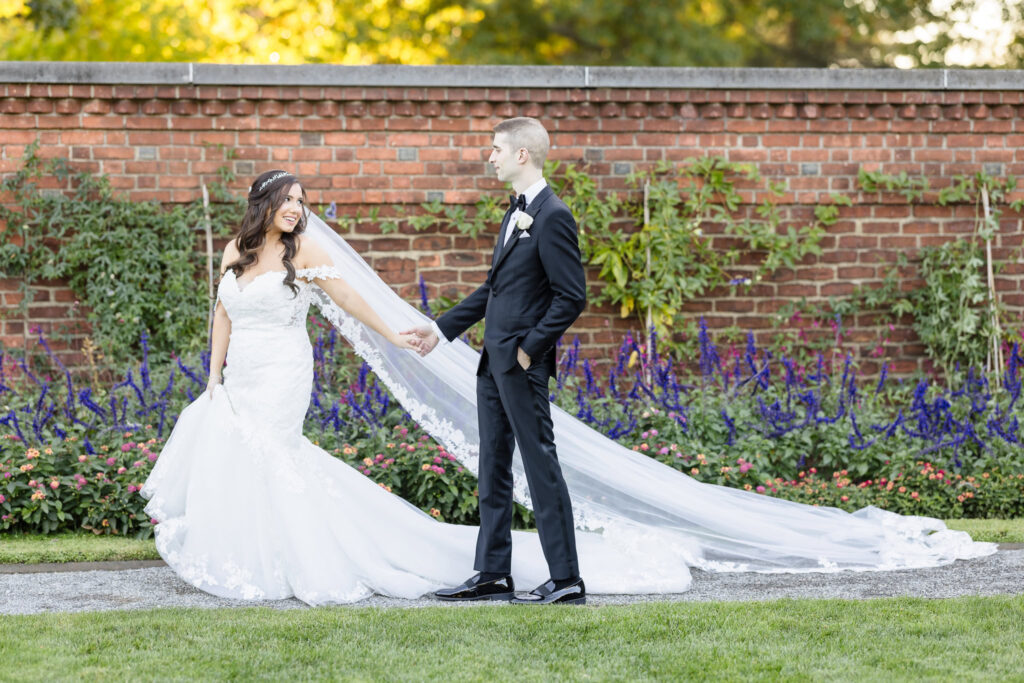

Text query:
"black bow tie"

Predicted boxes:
[[509, 193, 526, 211]]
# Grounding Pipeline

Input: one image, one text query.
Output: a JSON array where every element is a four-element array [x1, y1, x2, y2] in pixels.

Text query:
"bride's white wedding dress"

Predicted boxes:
[[142, 215, 995, 605], [141, 265, 696, 603]]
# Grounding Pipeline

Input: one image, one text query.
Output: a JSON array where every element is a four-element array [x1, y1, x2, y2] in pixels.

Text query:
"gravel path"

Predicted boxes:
[[2, 549, 1021, 615]]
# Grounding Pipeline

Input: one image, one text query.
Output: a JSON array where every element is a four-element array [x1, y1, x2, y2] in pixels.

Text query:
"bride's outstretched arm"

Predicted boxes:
[[297, 238, 419, 350], [309, 274, 419, 351]]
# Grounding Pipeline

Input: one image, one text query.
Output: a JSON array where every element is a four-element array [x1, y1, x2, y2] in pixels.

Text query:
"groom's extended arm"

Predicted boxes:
[[519, 208, 587, 361], [433, 272, 492, 342], [407, 271, 491, 354]]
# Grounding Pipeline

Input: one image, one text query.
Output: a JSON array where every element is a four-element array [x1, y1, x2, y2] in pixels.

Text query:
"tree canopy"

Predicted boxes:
[[1, 0, 1021, 67]]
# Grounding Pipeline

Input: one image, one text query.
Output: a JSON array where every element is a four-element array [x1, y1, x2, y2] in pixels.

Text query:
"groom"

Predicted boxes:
[[407, 117, 588, 605]]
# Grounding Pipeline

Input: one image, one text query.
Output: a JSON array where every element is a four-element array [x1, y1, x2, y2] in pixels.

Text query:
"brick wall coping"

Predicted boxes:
[[2, 61, 1023, 90]]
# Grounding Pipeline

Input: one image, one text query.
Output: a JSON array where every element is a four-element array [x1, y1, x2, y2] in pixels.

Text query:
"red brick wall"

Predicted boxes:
[[2, 79, 1023, 372]]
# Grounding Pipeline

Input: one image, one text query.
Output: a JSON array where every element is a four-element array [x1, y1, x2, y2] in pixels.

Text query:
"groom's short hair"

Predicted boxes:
[[494, 117, 549, 169]]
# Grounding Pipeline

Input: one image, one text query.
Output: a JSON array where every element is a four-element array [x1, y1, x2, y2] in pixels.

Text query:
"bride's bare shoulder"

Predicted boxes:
[[220, 237, 241, 274], [295, 235, 331, 270]]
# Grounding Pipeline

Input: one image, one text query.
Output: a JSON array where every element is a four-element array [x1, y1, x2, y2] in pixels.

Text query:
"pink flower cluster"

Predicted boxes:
[[358, 452, 396, 475], [424, 447, 458, 475]]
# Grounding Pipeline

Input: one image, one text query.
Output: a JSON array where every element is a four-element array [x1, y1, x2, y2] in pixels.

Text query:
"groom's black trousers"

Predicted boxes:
[[474, 354, 579, 581]]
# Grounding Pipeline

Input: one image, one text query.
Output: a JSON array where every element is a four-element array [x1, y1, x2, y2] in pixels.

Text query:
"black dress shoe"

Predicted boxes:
[[433, 573, 515, 601], [510, 577, 586, 605]]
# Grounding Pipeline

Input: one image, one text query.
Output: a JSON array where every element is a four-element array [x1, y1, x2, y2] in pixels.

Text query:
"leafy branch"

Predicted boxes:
[[847, 168, 1022, 377], [0, 142, 242, 364], [581, 157, 839, 340]]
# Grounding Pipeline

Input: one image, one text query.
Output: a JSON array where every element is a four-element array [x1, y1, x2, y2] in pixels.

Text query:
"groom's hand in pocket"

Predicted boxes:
[[517, 347, 531, 371]]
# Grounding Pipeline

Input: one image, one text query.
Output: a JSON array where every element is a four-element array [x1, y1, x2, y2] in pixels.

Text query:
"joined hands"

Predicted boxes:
[[391, 332, 426, 352], [400, 325, 440, 357]]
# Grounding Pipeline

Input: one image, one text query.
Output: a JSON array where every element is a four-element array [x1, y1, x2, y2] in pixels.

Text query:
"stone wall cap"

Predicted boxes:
[[193, 64, 586, 88], [0, 61, 191, 84], [587, 67, 950, 90], [944, 69, 1024, 89], [0, 62, 1021, 90]]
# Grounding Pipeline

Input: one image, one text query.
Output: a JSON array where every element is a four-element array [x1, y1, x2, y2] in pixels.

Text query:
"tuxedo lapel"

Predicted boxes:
[[492, 186, 555, 273], [492, 207, 514, 266], [492, 224, 521, 272]]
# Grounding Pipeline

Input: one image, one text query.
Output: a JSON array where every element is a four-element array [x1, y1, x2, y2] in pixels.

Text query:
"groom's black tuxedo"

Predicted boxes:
[[436, 185, 587, 376], [435, 184, 586, 581]]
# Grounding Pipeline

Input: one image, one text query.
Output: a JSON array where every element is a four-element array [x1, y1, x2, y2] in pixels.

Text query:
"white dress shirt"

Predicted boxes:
[[431, 178, 548, 344]]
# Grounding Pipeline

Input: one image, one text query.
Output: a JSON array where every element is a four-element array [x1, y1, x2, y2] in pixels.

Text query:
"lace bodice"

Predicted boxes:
[[205, 265, 348, 444], [218, 266, 344, 329]]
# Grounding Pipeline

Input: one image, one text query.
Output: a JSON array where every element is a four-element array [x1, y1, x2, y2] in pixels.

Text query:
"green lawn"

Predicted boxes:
[[0, 532, 158, 564], [1, 519, 1020, 565], [0, 597, 1021, 681], [2, 525, 1021, 679], [944, 518, 1024, 544]]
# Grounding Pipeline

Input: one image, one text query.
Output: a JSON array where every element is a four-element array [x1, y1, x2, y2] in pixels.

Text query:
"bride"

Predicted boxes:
[[142, 170, 995, 606]]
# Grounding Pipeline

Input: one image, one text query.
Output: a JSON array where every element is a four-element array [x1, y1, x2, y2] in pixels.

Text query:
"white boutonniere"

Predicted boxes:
[[515, 213, 534, 234]]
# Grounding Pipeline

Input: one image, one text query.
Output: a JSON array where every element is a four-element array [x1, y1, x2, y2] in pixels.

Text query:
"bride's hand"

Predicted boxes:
[[390, 332, 423, 351], [401, 325, 440, 357], [206, 375, 221, 399]]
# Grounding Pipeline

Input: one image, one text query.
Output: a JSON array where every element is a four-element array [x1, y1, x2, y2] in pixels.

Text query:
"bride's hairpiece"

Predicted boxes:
[[257, 171, 291, 193]]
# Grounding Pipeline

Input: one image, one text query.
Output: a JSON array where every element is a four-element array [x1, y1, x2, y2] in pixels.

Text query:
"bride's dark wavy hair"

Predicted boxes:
[[225, 170, 308, 295]]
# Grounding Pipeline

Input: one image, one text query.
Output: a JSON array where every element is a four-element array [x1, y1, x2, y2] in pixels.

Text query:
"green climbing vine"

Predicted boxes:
[[833, 169, 1024, 376], [0, 141, 242, 363]]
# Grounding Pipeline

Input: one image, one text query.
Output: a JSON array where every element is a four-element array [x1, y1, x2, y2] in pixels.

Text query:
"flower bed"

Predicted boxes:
[[2, 320, 1023, 537]]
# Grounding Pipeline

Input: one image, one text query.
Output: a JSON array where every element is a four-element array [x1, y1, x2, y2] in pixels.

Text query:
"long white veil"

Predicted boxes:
[[302, 212, 995, 573]]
